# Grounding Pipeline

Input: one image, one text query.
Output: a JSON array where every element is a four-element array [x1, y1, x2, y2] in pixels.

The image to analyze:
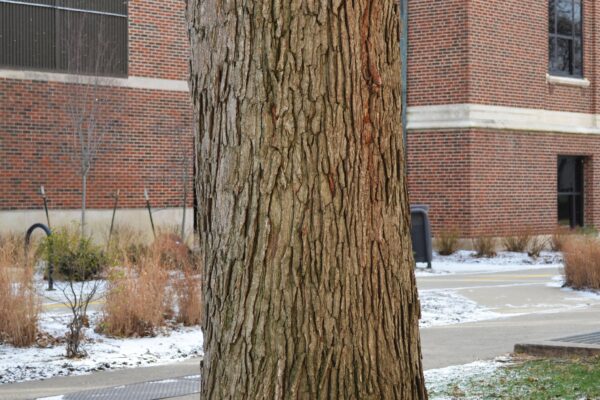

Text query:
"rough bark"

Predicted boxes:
[[188, 0, 427, 398]]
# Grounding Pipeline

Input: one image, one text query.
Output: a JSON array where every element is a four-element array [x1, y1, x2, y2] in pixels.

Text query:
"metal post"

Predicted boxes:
[[25, 223, 54, 290], [108, 189, 120, 244], [144, 188, 157, 239], [40, 185, 51, 229]]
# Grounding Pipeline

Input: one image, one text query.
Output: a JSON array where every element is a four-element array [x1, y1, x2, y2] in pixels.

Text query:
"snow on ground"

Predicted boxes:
[[0, 274, 202, 385], [419, 290, 508, 328], [424, 358, 511, 399], [547, 275, 600, 299], [0, 310, 202, 384], [416, 250, 563, 276]]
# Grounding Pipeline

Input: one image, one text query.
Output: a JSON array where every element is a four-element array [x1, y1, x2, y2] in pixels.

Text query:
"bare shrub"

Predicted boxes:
[[562, 236, 600, 290], [527, 236, 547, 258], [101, 249, 171, 337], [0, 238, 40, 347], [472, 237, 497, 258], [436, 231, 459, 256], [502, 232, 531, 253]]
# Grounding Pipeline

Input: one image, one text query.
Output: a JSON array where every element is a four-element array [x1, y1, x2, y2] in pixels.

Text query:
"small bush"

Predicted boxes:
[[436, 231, 460, 256], [527, 236, 547, 258], [101, 249, 172, 337], [562, 236, 600, 290], [473, 237, 497, 258], [0, 249, 40, 347], [40, 228, 108, 281], [502, 232, 531, 253]]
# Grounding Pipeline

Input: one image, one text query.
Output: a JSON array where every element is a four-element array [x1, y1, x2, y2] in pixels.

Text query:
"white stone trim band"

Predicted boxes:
[[0, 69, 190, 92], [546, 73, 591, 87], [407, 103, 600, 135], [0, 208, 194, 242]]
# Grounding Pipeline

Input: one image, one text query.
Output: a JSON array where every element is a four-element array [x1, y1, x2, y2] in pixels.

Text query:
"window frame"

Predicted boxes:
[[548, 0, 584, 78], [0, 0, 129, 77]]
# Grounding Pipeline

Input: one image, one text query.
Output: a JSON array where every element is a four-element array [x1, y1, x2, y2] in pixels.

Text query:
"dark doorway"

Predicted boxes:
[[557, 156, 584, 228]]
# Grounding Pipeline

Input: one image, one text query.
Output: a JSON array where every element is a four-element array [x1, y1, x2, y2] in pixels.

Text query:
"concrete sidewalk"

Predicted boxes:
[[0, 358, 201, 400], [418, 267, 600, 369]]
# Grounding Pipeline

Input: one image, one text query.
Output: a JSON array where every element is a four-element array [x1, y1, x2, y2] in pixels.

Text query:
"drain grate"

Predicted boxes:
[[553, 331, 600, 345], [39, 375, 200, 400]]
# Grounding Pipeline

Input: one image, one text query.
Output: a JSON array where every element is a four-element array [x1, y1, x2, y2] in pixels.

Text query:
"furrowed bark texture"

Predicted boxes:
[[188, 0, 426, 398]]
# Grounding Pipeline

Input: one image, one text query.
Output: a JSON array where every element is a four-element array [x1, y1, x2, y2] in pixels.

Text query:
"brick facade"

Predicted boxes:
[[0, 0, 193, 216], [407, 0, 600, 237]]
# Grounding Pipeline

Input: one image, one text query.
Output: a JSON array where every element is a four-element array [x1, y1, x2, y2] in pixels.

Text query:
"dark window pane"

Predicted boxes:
[[0, 1, 127, 76], [555, 38, 572, 74], [57, 10, 127, 76], [0, 3, 56, 70], [549, 37, 557, 71], [574, 0, 582, 35], [557, 0, 573, 35], [575, 195, 584, 226], [573, 39, 582, 76], [549, 0, 556, 33], [558, 157, 575, 192], [558, 195, 571, 226]]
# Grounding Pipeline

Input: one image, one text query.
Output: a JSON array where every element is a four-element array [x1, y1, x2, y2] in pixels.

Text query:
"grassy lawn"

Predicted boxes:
[[429, 357, 600, 400]]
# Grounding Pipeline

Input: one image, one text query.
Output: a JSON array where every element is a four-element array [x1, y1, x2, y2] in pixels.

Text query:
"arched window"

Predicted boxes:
[[549, 0, 582, 77]]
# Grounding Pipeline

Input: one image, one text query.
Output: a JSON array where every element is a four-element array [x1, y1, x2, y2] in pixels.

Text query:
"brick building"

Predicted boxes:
[[407, 0, 600, 237], [0, 0, 193, 238]]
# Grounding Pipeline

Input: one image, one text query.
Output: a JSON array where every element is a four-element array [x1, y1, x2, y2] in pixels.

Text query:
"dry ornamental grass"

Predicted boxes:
[[502, 232, 532, 253], [562, 236, 600, 290], [0, 233, 40, 347], [436, 231, 459, 256], [473, 236, 497, 258], [101, 236, 201, 337]]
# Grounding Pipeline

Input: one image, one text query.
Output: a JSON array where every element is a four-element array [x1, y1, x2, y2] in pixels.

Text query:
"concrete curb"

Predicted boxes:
[[515, 341, 600, 358]]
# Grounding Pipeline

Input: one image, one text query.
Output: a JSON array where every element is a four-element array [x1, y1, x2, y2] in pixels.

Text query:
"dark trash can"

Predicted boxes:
[[410, 205, 432, 269]]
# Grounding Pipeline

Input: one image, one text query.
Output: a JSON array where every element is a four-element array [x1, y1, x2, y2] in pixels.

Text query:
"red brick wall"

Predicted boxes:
[[467, 0, 598, 113], [407, 130, 473, 235], [408, 0, 599, 113], [407, 0, 469, 106], [408, 129, 600, 237], [129, 0, 190, 80], [0, 0, 193, 211]]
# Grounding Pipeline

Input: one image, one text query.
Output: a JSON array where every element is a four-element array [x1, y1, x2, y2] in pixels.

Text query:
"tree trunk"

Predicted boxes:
[[188, 0, 427, 398], [81, 173, 87, 238]]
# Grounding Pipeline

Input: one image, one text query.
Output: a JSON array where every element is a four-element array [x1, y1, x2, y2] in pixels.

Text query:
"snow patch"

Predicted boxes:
[[0, 311, 203, 385], [416, 251, 563, 276], [547, 275, 600, 299], [419, 290, 506, 328], [425, 358, 510, 398]]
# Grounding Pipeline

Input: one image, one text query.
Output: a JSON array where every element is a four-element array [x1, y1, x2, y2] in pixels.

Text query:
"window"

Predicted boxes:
[[549, 0, 582, 77], [557, 156, 584, 228], [0, 0, 128, 77]]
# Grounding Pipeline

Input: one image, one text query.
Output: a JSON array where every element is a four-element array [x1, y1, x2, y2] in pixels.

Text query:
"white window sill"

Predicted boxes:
[[546, 74, 591, 88]]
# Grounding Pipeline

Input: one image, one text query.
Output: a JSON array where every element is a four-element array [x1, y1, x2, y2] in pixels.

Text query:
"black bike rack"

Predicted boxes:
[[25, 223, 54, 291]]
